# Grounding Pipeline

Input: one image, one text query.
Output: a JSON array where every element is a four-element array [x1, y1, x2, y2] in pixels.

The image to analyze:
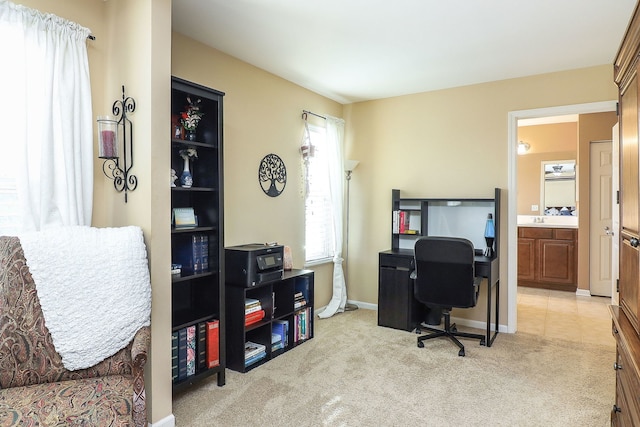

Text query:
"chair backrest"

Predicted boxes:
[[413, 236, 477, 309]]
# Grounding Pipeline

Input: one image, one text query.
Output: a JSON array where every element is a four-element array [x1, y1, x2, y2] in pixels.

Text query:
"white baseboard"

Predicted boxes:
[[343, 301, 509, 333], [575, 289, 591, 297], [149, 414, 175, 427]]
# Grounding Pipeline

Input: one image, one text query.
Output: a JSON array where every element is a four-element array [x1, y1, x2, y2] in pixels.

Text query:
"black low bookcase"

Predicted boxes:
[[226, 269, 314, 373]]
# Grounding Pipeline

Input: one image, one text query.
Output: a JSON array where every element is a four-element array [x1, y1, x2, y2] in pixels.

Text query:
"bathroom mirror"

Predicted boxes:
[[541, 160, 576, 216]]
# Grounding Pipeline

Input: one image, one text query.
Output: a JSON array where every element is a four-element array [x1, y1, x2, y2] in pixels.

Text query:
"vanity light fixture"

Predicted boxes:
[[517, 141, 530, 155], [97, 85, 137, 202]]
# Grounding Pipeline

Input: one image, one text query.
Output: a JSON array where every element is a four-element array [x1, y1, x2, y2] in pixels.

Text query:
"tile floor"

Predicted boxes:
[[517, 286, 615, 348]]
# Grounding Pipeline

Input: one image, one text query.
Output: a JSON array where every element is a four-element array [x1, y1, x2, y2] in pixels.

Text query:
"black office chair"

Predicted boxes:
[[411, 236, 486, 356]]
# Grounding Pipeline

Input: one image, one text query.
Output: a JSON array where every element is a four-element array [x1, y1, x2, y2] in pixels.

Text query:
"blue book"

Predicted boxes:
[[273, 320, 289, 348], [244, 351, 266, 367], [191, 235, 201, 274]]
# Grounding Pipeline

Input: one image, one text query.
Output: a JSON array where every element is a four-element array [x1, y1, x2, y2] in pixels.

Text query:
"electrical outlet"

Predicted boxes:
[[531, 205, 539, 211]]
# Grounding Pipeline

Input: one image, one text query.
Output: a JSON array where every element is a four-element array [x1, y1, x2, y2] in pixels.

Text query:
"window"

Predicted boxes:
[[304, 124, 334, 263]]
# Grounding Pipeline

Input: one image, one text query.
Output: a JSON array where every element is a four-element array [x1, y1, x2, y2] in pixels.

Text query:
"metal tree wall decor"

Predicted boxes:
[[258, 153, 287, 197]]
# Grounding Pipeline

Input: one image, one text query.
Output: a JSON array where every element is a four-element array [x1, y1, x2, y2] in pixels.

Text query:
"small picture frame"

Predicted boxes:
[[173, 207, 197, 228]]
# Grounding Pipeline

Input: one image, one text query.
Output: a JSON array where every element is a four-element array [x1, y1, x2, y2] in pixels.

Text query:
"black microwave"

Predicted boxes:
[[225, 244, 284, 287]]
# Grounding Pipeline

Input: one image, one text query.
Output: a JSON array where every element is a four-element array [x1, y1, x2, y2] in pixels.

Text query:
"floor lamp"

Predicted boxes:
[[344, 159, 359, 312]]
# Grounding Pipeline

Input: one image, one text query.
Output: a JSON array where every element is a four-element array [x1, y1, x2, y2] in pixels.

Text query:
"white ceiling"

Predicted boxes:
[[172, 0, 637, 104]]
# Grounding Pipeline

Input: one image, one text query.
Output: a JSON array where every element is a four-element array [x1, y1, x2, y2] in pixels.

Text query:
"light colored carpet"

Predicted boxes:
[[173, 308, 614, 426]]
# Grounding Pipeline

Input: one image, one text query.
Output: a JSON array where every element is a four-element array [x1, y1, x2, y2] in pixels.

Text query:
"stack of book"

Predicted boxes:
[[245, 298, 265, 326], [173, 234, 209, 275], [294, 307, 312, 343], [392, 210, 419, 234], [271, 319, 289, 352], [171, 319, 219, 384], [293, 291, 306, 310], [244, 341, 266, 367]]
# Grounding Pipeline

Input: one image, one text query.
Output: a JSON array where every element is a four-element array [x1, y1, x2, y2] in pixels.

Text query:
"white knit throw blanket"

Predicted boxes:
[[18, 226, 151, 371]]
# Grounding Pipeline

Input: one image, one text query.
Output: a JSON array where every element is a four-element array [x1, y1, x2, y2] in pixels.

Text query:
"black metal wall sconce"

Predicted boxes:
[[98, 85, 137, 202]]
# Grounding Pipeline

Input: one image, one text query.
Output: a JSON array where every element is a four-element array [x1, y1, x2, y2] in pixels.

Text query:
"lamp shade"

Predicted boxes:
[[344, 160, 360, 172]]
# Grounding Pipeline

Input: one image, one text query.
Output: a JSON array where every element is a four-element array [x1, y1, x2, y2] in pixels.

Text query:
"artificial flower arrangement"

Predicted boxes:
[[179, 148, 198, 160], [180, 97, 204, 130]]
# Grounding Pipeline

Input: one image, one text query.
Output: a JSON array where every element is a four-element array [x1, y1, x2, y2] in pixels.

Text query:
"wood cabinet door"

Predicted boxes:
[[620, 238, 640, 333], [537, 239, 575, 285], [620, 71, 639, 238], [618, 68, 640, 332], [517, 238, 536, 281]]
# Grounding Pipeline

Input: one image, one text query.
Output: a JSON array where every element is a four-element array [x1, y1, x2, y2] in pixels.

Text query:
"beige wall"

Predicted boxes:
[[344, 65, 618, 322], [171, 32, 343, 315], [517, 122, 578, 215]]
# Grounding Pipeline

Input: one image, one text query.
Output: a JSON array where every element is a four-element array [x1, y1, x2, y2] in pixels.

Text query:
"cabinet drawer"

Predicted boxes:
[[617, 344, 640, 424], [519, 227, 553, 239], [554, 228, 576, 240], [379, 253, 414, 270]]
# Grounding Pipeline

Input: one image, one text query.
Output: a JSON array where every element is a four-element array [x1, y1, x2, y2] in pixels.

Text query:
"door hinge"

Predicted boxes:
[[616, 102, 620, 116], [617, 190, 620, 205], [617, 278, 620, 292]]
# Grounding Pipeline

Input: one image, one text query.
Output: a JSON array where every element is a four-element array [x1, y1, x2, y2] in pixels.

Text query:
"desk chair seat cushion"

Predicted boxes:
[[413, 237, 478, 309]]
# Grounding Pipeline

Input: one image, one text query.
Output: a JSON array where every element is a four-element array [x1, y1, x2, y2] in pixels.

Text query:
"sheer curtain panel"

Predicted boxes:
[[317, 116, 347, 319], [0, 1, 93, 233]]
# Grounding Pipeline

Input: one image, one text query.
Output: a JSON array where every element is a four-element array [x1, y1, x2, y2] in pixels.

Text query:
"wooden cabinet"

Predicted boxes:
[[378, 250, 425, 331], [517, 227, 577, 292], [225, 270, 314, 373], [612, 4, 640, 423], [170, 77, 225, 391], [610, 306, 640, 426]]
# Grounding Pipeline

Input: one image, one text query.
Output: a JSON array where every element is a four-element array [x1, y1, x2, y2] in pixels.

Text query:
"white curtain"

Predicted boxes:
[[317, 116, 346, 319], [0, 1, 93, 232]]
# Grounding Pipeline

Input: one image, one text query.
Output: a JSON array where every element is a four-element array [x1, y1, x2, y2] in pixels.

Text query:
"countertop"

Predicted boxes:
[[517, 215, 578, 229]]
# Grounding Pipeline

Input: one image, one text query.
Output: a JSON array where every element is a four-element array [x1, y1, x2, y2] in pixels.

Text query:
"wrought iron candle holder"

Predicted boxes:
[[98, 85, 137, 202]]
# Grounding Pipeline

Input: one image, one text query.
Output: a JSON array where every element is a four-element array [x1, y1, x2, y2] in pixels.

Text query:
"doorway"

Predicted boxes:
[[507, 101, 617, 333]]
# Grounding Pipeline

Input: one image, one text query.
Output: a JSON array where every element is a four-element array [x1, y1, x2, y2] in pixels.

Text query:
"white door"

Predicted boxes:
[[612, 124, 620, 304], [589, 140, 613, 297]]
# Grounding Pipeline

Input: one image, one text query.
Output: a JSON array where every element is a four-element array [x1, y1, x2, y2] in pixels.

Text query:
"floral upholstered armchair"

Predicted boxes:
[[0, 232, 151, 427]]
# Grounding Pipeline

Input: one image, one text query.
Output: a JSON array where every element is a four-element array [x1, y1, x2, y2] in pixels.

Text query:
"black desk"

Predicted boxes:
[[378, 249, 499, 347]]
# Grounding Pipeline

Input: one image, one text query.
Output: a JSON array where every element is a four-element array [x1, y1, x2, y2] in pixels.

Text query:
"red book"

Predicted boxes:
[[245, 309, 266, 326], [206, 320, 220, 368], [399, 211, 406, 233]]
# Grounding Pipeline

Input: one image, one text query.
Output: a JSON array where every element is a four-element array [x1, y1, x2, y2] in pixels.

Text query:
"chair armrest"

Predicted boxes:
[[131, 326, 150, 427]]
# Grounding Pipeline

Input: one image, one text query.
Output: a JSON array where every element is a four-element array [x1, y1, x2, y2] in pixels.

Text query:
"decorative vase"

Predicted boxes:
[[180, 157, 193, 188], [187, 129, 197, 141]]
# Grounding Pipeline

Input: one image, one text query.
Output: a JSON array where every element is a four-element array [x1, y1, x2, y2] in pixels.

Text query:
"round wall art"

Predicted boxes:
[[258, 153, 287, 197]]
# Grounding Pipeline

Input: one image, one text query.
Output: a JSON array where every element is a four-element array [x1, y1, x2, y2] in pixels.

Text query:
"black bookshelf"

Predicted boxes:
[[226, 269, 314, 373], [171, 77, 225, 391]]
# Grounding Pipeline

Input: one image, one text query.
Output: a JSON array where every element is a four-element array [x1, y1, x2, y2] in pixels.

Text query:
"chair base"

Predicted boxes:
[[417, 311, 485, 357]]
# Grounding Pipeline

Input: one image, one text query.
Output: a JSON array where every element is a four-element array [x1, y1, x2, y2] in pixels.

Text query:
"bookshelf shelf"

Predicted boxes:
[[225, 269, 314, 373], [171, 76, 226, 391]]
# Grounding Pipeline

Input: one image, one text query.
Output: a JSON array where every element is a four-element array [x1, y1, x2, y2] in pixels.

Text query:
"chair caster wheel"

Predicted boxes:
[[451, 326, 457, 333], [458, 349, 465, 357], [480, 339, 486, 346], [417, 341, 424, 348]]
